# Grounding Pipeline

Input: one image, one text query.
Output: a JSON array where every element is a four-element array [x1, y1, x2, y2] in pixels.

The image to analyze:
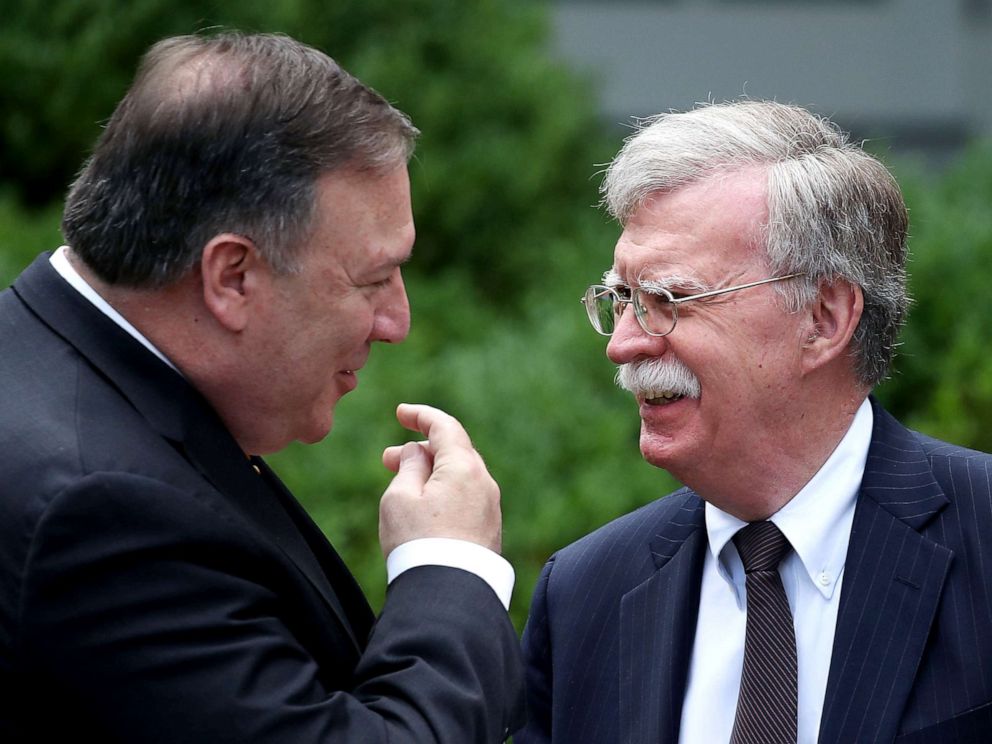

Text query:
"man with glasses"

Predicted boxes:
[[518, 101, 992, 743]]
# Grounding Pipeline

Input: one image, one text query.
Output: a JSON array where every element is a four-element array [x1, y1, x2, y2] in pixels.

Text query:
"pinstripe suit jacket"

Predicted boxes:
[[519, 398, 992, 743]]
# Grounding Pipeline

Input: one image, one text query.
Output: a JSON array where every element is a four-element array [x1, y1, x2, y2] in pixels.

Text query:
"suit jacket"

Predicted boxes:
[[518, 397, 992, 743], [0, 254, 524, 742]]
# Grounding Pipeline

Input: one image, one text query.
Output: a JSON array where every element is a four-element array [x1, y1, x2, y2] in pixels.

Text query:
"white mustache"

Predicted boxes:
[[616, 358, 701, 399]]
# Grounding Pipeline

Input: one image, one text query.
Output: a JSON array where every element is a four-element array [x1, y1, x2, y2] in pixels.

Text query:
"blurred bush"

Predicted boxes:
[[0, 0, 610, 305], [875, 143, 992, 453], [0, 0, 646, 628], [0, 192, 62, 281], [2, 0, 991, 631]]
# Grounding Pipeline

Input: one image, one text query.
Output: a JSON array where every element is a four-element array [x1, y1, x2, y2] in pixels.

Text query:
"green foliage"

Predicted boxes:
[[0, 192, 62, 283], [0, 0, 630, 628], [3, 0, 992, 633], [875, 142, 992, 452], [1, 0, 215, 203], [0, 0, 611, 305]]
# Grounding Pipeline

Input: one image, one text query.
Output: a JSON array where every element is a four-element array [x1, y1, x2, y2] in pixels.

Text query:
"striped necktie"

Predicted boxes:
[[731, 520, 798, 744]]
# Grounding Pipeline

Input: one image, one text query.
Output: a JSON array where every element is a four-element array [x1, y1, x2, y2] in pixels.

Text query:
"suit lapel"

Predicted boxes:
[[819, 400, 952, 744], [177, 412, 370, 653], [620, 492, 707, 744], [14, 254, 370, 654], [253, 457, 375, 642]]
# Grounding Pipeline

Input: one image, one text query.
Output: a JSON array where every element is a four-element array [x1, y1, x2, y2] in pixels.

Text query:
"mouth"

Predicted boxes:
[[338, 369, 360, 392], [642, 390, 687, 406], [616, 358, 700, 410]]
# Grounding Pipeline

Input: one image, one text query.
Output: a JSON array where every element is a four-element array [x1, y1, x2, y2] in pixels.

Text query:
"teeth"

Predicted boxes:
[[644, 390, 684, 405]]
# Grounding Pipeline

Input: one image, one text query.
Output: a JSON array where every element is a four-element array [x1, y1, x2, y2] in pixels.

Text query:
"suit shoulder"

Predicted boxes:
[[550, 487, 698, 573], [0, 338, 168, 499], [913, 431, 992, 464], [912, 431, 992, 499]]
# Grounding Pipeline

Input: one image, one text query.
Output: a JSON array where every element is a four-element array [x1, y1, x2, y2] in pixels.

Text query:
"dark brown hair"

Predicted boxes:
[[62, 31, 419, 286]]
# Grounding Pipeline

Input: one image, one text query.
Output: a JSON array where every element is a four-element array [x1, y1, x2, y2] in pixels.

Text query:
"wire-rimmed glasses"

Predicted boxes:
[[580, 274, 804, 337]]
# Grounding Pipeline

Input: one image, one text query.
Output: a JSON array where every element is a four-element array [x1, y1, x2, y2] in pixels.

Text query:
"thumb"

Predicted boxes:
[[385, 442, 432, 493]]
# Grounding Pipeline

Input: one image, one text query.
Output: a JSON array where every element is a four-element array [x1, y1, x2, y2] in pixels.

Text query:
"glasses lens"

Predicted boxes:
[[635, 289, 676, 336], [584, 286, 618, 335], [587, 287, 616, 336]]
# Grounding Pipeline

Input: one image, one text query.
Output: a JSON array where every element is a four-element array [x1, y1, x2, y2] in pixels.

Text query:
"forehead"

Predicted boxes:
[[612, 167, 769, 282]]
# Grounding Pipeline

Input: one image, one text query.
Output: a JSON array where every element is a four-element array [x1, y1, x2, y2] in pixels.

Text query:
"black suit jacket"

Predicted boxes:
[[518, 398, 992, 743], [0, 254, 524, 742]]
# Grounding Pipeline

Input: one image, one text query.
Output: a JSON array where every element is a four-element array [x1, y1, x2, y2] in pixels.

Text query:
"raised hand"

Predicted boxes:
[[380, 404, 502, 557]]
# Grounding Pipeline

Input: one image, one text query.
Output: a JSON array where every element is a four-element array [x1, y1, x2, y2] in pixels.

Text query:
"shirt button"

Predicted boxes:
[[818, 571, 832, 586]]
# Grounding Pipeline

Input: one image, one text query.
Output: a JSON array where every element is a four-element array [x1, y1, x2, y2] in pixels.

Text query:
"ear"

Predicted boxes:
[[199, 234, 268, 333], [800, 279, 863, 375]]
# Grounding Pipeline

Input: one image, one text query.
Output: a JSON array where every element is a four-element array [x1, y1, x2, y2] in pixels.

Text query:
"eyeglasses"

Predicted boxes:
[[581, 274, 803, 337]]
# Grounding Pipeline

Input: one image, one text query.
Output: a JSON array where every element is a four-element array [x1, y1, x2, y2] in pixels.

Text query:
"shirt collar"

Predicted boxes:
[[705, 398, 873, 600], [49, 246, 181, 374]]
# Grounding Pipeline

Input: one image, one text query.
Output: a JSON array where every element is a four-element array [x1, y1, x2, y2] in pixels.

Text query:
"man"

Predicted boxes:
[[0, 32, 524, 741], [519, 101, 992, 743]]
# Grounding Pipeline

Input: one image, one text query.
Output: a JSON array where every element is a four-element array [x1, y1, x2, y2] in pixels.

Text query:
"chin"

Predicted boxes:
[[638, 428, 690, 475], [300, 411, 336, 444], [298, 423, 333, 445]]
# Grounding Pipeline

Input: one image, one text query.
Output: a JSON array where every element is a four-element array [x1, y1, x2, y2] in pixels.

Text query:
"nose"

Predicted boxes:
[[372, 271, 411, 343], [606, 302, 669, 365]]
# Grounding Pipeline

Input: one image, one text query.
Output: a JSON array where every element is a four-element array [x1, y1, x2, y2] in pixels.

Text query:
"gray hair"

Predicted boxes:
[[62, 31, 419, 287], [602, 100, 909, 387]]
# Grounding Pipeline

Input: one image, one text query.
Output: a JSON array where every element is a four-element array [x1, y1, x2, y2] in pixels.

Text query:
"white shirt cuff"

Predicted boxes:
[[386, 538, 515, 611]]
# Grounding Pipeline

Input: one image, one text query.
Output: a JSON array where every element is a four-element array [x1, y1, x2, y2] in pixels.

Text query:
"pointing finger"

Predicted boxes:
[[394, 403, 473, 455]]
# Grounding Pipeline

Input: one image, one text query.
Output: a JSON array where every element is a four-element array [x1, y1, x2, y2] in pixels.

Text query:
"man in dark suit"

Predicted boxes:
[[0, 32, 523, 741], [518, 101, 992, 743]]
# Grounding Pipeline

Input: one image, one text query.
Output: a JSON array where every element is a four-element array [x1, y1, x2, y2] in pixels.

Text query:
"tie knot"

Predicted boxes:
[[733, 521, 791, 573]]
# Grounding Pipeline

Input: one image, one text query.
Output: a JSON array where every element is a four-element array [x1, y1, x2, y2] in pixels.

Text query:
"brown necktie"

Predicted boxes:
[[730, 521, 798, 744]]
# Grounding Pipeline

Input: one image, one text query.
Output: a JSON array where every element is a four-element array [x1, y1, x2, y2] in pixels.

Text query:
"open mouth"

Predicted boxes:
[[643, 391, 686, 406]]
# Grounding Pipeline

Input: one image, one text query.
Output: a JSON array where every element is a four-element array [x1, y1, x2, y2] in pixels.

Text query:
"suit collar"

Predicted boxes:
[[818, 397, 952, 744], [14, 254, 371, 651], [620, 399, 952, 744], [14, 253, 190, 443], [621, 491, 707, 744], [856, 397, 949, 528]]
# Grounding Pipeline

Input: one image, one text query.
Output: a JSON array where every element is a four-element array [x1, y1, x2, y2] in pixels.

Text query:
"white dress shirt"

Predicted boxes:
[[49, 246, 515, 609], [678, 399, 873, 744]]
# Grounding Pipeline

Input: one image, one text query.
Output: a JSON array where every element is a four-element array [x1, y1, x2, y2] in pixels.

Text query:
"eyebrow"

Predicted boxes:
[[376, 252, 414, 273], [603, 268, 709, 293], [638, 272, 709, 294], [602, 268, 623, 285]]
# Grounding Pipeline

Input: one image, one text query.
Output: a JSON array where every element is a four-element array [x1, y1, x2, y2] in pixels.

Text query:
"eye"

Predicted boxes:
[[638, 290, 672, 312], [364, 271, 396, 290]]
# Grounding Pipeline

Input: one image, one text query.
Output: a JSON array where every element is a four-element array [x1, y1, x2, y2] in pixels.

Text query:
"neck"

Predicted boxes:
[[67, 249, 205, 363], [683, 384, 869, 521], [66, 250, 274, 455]]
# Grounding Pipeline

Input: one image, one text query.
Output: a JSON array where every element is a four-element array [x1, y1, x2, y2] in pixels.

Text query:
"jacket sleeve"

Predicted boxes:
[[13, 472, 525, 742]]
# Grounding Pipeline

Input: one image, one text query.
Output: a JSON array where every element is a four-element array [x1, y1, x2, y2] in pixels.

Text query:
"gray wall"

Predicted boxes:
[[552, 0, 992, 154]]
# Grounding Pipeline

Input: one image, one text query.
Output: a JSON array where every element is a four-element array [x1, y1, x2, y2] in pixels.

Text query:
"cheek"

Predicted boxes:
[[687, 334, 796, 402], [719, 345, 802, 413], [317, 303, 370, 347]]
